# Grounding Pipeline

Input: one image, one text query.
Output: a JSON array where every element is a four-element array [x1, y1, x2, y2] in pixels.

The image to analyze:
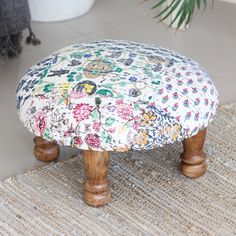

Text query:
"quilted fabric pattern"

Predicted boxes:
[[16, 40, 219, 151]]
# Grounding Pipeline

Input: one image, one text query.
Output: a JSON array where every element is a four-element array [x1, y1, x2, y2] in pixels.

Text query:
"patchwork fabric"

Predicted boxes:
[[16, 40, 219, 151]]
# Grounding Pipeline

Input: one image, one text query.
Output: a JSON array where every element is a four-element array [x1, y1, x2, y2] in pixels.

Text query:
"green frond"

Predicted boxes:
[[150, 0, 213, 30]]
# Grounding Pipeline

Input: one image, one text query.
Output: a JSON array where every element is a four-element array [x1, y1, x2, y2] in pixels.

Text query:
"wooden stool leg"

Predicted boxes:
[[82, 150, 111, 207], [180, 128, 207, 178], [33, 137, 60, 162]]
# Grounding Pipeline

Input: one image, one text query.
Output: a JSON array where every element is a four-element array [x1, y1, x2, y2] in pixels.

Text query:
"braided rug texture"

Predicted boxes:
[[0, 103, 236, 235]]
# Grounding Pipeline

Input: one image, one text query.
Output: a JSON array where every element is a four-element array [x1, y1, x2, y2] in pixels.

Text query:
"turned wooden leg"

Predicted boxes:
[[180, 128, 207, 178], [33, 136, 60, 162], [82, 150, 111, 207]]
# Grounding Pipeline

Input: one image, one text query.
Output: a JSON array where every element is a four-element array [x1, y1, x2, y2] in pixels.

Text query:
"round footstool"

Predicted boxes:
[[16, 40, 219, 207]]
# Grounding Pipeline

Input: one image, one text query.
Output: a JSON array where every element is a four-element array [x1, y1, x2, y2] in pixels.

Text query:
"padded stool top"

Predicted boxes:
[[16, 40, 219, 151]]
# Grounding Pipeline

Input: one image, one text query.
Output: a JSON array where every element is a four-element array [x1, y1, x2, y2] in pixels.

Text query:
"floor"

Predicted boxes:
[[0, 0, 236, 180]]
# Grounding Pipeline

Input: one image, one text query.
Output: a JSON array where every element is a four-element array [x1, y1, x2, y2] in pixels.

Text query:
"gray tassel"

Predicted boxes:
[[26, 25, 41, 45]]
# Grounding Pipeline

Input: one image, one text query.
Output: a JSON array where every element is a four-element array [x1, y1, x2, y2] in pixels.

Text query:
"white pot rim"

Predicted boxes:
[[29, 0, 96, 22]]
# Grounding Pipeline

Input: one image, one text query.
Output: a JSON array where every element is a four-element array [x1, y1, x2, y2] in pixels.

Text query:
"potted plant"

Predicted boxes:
[[147, 0, 212, 30]]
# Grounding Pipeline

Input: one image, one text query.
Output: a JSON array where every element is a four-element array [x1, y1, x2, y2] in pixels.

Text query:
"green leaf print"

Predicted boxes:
[[95, 50, 103, 56], [77, 66, 83, 71], [124, 123, 131, 128], [117, 94, 124, 99], [101, 131, 112, 144], [96, 89, 113, 97], [38, 67, 49, 85], [106, 135, 112, 144], [43, 83, 55, 93], [130, 65, 138, 70], [151, 81, 160, 85], [115, 67, 123, 73], [134, 103, 140, 111], [67, 71, 76, 82], [105, 117, 115, 127], [119, 82, 127, 87], [95, 97, 102, 106], [76, 74, 82, 81], [43, 128, 52, 140], [71, 52, 82, 59], [91, 109, 99, 119], [103, 83, 113, 89]]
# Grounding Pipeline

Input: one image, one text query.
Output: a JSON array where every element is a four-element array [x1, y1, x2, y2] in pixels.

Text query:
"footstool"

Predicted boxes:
[[16, 40, 219, 207]]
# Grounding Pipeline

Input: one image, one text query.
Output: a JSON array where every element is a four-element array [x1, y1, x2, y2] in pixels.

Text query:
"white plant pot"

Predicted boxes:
[[29, 0, 96, 22]]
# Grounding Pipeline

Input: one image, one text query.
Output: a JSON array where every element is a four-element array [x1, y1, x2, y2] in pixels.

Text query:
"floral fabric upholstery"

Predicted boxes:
[[16, 40, 219, 151]]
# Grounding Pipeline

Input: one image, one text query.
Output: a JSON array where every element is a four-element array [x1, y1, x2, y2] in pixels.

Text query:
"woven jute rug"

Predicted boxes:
[[1, 104, 236, 236]]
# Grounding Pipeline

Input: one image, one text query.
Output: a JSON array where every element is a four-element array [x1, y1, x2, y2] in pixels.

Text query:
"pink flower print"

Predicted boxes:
[[186, 128, 191, 133], [202, 86, 208, 93], [93, 121, 100, 132], [177, 80, 183, 86], [64, 124, 74, 137], [35, 112, 47, 134], [173, 92, 178, 99], [176, 116, 180, 122], [187, 79, 193, 84], [162, 95, 169, 103], [163, 107, 168, 113], [194, 98, 200, 106], [182, 88, 188, 95], [115, 99, 123, 105], [157, 89, 164, 95], [194, 112, 199, 121], [166, 84, 172, 91], [197, 77, 203, 82], [185, 112, 191, 120], [74, 137, 83, 146], [108, 127, 116, 133], [117, 103, 134, 120], [176, 72, 181, 78], [183, 99, 189, 107], [73, 103, 93, 122], [172, 102, 179, 111], [204, 99, 209, 106], [192, 87, 197, 93], [70, 91, 87, 99], [85, 134, 100, 148]]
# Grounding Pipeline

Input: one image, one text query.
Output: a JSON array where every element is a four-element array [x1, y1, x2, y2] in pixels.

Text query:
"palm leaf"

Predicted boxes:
[[151, 0, 168, 9], [158, 0, 182, 21], [149, 0, 213, 29], [154, 0, 178, 19]]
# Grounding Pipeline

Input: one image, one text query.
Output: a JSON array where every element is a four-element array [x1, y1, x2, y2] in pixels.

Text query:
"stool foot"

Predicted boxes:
[[82, 150, 111, 207], [180, 128, 207, 178], [33, 137, 60, 162]]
